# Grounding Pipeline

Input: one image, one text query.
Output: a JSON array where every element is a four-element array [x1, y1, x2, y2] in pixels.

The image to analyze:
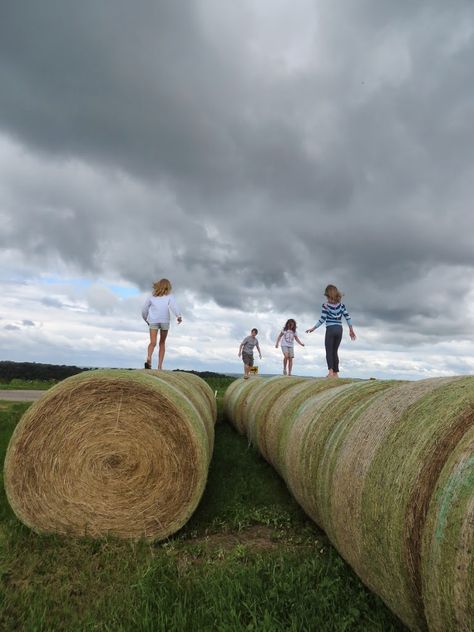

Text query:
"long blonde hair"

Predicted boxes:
[[324, 284, 342, 303], [152, 278, 172, 297]]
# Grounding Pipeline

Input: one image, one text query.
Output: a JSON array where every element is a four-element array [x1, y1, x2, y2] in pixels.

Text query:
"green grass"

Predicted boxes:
[[0, 379, 55, 390], [0, 378, 407, 631]]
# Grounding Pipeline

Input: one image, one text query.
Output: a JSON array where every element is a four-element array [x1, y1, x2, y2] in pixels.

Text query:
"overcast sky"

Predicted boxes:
[[1, 0, 473, 379]]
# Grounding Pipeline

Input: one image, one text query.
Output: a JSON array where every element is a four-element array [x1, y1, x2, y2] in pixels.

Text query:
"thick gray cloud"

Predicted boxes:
[[1, 0, 473, 353]]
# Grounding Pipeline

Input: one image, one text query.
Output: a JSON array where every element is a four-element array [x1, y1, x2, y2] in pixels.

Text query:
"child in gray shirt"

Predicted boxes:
[[238, 328, 262, 379]]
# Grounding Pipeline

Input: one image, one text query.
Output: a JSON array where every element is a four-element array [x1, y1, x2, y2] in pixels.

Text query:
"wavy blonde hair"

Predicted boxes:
[[152, 278, 172, 297], [324, 284, 342, 303]]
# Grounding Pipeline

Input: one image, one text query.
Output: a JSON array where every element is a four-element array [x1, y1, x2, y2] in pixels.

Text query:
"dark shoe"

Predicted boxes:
[[144, 361, 151, 369]]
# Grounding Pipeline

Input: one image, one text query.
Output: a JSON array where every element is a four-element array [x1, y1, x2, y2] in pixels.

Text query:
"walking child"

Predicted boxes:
[[238, 328, 262, 379], [275, 319, 304, 376], [306, 285, 356, 377], [142, 278, 182, 370]]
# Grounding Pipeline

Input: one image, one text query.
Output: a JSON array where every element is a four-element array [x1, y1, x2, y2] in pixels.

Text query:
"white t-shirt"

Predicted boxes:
[[142, 294, 181, 324], [280, 330, 297, 347]]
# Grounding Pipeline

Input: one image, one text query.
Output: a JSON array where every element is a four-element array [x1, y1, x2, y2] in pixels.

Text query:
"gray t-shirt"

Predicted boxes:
[[241, 335, 259, 354]]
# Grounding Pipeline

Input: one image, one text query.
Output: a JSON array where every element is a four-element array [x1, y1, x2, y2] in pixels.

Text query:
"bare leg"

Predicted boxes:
[[157, 329, 169, 369], [283, 355, 288, 375], [327, 369, 335, 378], [147, 329, 158, 366], [288, 357, 293, 376]]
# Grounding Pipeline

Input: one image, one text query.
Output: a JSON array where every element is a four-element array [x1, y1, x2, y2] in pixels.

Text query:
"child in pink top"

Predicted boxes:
[[275, 319, 304, 376]]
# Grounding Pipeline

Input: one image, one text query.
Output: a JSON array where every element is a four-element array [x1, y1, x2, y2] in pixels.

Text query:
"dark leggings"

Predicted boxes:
[[325, 325, 343, 372]]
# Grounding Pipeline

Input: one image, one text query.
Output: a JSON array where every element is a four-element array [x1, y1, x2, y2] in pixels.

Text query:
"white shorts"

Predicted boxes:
[[149, 322, 169, 331], [281, 345, 294, 358]]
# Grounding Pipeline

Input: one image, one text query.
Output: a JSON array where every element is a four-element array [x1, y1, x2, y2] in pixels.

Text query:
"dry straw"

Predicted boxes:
[[4, 369, 217, 541], [224, 375, 474, 632]]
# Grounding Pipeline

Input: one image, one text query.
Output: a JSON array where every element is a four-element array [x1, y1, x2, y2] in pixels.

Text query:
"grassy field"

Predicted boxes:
[[0, 379, 56, 390], [0, 377, 406, 631]]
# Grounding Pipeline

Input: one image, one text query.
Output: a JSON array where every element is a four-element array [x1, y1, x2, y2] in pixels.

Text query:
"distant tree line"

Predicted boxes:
[[0, 362, 230, 383], [0, 361, 90, 383], [173, 369, 229, 379]]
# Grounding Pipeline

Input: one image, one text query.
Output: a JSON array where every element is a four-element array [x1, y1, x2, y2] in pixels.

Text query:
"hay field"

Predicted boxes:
[[0, 377, 406, 632]]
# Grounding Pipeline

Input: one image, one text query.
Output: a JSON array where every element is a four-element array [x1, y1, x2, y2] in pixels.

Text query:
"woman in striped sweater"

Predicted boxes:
[[306, 285, 356, 377]]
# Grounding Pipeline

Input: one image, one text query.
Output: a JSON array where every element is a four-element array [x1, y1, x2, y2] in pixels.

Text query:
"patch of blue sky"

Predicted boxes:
[[105, 284, 140, 298], [40, 275, 92, 288], [38, 275, 140, 298]]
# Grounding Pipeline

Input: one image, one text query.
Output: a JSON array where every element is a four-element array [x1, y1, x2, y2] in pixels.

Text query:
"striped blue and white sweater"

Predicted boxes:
[[314, 303, 352, 329]]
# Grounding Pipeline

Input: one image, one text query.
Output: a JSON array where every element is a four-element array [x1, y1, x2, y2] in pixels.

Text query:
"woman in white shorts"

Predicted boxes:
[[142, 278, 182, 369]]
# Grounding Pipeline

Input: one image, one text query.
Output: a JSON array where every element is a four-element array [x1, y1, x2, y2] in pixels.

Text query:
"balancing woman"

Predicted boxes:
[[306, 284, 356, 377], [142, 278, 182, 370]]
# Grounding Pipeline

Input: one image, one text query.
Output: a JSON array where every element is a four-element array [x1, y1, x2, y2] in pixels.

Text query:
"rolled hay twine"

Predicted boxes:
[[4, 369, 216, 541], [224, 375, 474, 632]]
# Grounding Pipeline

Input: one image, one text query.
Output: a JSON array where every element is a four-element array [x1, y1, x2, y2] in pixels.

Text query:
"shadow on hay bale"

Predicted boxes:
[[224, 375, 474, 632], [4, 369, 217, 541]]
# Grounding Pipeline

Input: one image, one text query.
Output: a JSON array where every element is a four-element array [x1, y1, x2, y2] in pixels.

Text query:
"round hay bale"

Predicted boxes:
[[146, 369, 217, 453], [223, 377, 267, 435], [4, 369, 216, 541], [421, 421, 474, 632], [224, 374, 474, 632], [245, 376, 308, 453], [254, 377, 353, 473], [287, 379, 397, 532], [222, 377, 249, 432], [323, 377, 472, 631]]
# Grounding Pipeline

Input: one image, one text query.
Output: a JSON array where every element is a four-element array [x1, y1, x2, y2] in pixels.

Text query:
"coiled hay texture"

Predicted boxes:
[[224, 375, 474, 632], [4, 369, 217, 541], [420, 394, 474, 632], [222, 377, 268, 435]]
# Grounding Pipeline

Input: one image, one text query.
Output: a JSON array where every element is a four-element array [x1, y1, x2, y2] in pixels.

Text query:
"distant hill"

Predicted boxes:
[[173, 369, 230, 379], [0, 361, 231, 383], [0, 361, 90, 382]]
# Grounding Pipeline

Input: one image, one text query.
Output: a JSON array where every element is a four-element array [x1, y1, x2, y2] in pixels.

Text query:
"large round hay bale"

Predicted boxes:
[[147, 369, 217, 453], [224, 375, 474, 632], [251, 377, 353, 473], [4, 369, 217, 541], [222, 377, 268, 435], [322, 377, 472, 631], [420, 392, 474, 632], [244, 376, 308, 453]]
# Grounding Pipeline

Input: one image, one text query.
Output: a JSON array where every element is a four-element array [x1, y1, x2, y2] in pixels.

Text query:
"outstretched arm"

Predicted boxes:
[[238, 342, 244, 357], [275, 332, 283, 348], [306, 305, 327, 333], [295, 335, 305, 347]]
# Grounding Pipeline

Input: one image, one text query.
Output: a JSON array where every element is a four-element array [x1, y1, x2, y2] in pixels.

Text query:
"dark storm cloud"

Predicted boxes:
[[1, 0, 473, 344]]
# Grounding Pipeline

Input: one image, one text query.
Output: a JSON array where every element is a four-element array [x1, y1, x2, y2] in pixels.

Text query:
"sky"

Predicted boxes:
[[1, 0, 473, 380]]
